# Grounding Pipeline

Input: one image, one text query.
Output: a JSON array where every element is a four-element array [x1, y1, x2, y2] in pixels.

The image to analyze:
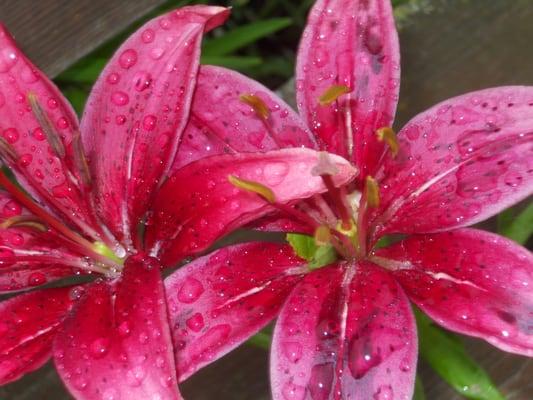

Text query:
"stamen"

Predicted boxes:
[[376, 127, 399, 157], [335, 219, 357, 238], [0, 138, 18, 164], [27, 92, 66, 158], [239, 94, 270, 120], [228, 175, 276, 203], [365, 176, 380, 208], [1, 215, 47, 232], [314, 225, 331, 246], [318, 85, 352, 106], [311, 152, 339, 176], [92, 241, 124, 265], [71, 131, 92, 186]]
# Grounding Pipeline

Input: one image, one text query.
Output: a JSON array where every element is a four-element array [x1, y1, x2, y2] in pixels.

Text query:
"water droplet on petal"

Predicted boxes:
[[20, 66, 39, 83], [3, 200, 22, 217], [142, 115, 157, 131], [102, 388, 119, 400], [0, 91, 5, 108], [134, 71, 153, 92], [185, 313, 204, 332], [308, 363, 333, 399], [150, 48, 165, 60], [282, 382, 306, 400], [281, 342, 303, 363], [126, 366, 146, 387], [33, 127, 46, 141], [118, 49, 138, 69], [177, 277, 204, 304], [107, 73, 120, 85], [111, 91, 129, 106], [115, 115, 127, 125], [141, 28, 155, 43], [3, 128, 19, 143], [0, 47, 18, 73], [138, 331, 149, 344], [89, 337, 110, 359], [118, 320, 132, 337], [373, 385, 393, 400], [56, 117, 69, 130], [27, 272, 46, 286]]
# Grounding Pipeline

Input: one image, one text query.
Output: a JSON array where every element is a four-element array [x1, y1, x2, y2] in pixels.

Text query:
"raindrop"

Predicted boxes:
[[56, 117, 69, 130], [115, 115, 127, 125], [111, 91, 129, 106], [102, 388, 119, 400], [138, 331, 149, 344], [134, 71, 152, 92], [126, 366, 146, 387], [27, 272, 46, 286], [185, 313, 204, 332], [308, 363, 333, 399], [47, 98, 58, 109], [20, 152, 33, 167], [281, 382, 306, 400], [373, 385, 393, 400], [118, 320, 132, 337], [3, 127, 19, 143], [142, 115, 157, 131], [177, 277, 204, 304], [107, 73, 120, 85], [118, 49, 138, 69], [282, 342, 303, 363], [141, 29, 155, 43], [33, 127, 46, 141], [69, 286, 85, 300], [3, 200, 22, 216], [0, 47, 18, 73], [20, 66, 39, 83], [151, 48, 165, 60], [89, 338, 110, 359]]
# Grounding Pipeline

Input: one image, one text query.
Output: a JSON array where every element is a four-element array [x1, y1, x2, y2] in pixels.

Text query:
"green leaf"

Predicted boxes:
[[201, 55, 263, 70], [62, 86, 90, 115], [415, 309, 505, 400], [286, 233, 317, 261], [202, 18, 292, 57], [413, 376, 426, 400], [55, 58, 107, 84], [247, 331, 271, 350], [308, 245, 337, 270], [498, 203, 533, 245]]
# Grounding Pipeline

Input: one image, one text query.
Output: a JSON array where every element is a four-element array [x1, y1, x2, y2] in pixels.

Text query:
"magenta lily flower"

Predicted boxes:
[[132, 0, 531, 399], [0, 5, 317, 399]]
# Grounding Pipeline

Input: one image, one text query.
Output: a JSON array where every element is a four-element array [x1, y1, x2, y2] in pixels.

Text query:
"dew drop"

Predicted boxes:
[[3, 128, 19, 143], [142, 115, 157, 131], [19, 153, 33, 167], [308, 363, 333, 399], [119, 49, 138, 69], [185, 313, 204, 332], [27, 272, 47, 286], [3, 200, 22, 217], [102, 388, 119, 400], [106, 72, 120, 85], [282, 342, 303, 363], [282, 381, 306, 400], [118, 320, 132, 337], [69, 286, 85, 301], [134, 71, 153, 92], [111, 91, 129, 106], [0, 47, 18, 73], [141, 28, 155, 43], [373, 385, 393, 400], [47, 98, 58, 109], [150, 48, 165, 60], [177, 277, 204, 304], [56, 117, 69, 130], [33, 127, 46, 141], [138, 331, 149, 344], [20, 66, 39, 83], [115, 115, 127, 125], [89, 337, 110, 359], [126, 366, 146, 387]]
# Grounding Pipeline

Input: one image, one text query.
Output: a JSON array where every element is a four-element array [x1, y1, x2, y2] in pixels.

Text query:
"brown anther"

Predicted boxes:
[[314, 225, 332, 246], [1, 215, 48, 232], [239, 94, 270, 120], [376, 127, 399, 157], [311, 152, 339, 176], [318, 85, 352, 106], [28, 92, 66, 158], [0, 138, 18, 164], [71, 131, 92, 186], [365, 176, 380, 208], [228, 175, 276, 203]]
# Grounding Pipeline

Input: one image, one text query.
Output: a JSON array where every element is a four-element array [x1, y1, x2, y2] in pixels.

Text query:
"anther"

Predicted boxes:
[[71, 131, 92, 186], [1, 215, 47, 232], [0, 137, 18, 164], [239, 94, 270, 120], [314, 225, 331, 246], [27, 92, 66, 158], [376, 127, 399, 157], [365, 176, 380, 208], [318, 85, 352, 106], [228, 175, 276, 203]]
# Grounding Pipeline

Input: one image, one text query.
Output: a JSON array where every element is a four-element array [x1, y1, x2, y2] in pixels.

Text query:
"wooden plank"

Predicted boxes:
[[0, 0, 167, 77]]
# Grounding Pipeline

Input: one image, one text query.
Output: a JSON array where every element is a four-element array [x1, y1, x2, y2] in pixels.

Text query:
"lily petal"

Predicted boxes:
[[54, 255, 181, 400], [172, 65, 317, 171], [0, 25, 101, 239], [165, 242, 304, 381], [0, 190, 87, 292], [371, 86, 533, 239], [296, 0, 400, 180], [0, 286, 75, 384], [146, 148, 357, 265], [271, 262, 417, 400], [380, 228, 533, 356], [80, 6, 229, 245]]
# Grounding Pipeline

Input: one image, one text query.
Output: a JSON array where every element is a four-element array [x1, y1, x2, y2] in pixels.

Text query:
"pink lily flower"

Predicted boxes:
[[135, 0, 531, 399]]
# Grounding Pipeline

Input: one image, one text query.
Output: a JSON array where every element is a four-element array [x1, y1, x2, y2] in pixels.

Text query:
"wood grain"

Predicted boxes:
[[0, 0, 167, 77], [0, 0, 532, 399]]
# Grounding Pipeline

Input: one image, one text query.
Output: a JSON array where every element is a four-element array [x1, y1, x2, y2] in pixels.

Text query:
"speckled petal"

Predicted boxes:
[[380, 228, 533, 356], [172, 65, 316, 171], [53, 256, 182, 400], [80, 6, 229, 245], [0, 25, 101, 239], [296, 0, 400, 181], [0, 286, 75, 384], [165, 242, 305, 381], [271, 263, 417, 400], [146, 148, 357, 266], [370, 87, 533, 240]]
